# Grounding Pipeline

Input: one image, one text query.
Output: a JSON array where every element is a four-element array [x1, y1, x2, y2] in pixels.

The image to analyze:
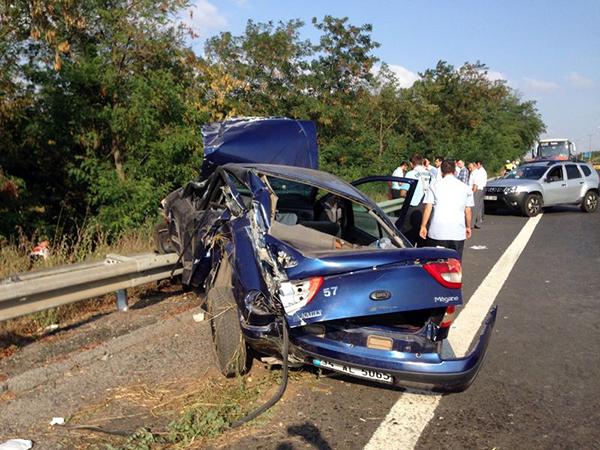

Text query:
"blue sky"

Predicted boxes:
[[184, 0, 600, 152]]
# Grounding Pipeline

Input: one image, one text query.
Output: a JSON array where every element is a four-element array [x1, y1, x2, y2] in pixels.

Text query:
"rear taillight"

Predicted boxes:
[[423, 258, 462, 289], [279, 276, 324, 314], [440, 305, 457, 328]]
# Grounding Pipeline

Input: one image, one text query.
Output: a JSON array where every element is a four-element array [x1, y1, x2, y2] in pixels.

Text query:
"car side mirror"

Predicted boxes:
[[543, 177, 549, 183]]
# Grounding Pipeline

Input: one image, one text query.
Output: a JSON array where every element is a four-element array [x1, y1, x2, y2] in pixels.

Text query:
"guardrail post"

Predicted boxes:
[[116, 289, 128, 312]]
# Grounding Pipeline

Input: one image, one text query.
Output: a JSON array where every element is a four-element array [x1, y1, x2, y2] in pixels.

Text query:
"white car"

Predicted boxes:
[[484, 160, 599, 217]]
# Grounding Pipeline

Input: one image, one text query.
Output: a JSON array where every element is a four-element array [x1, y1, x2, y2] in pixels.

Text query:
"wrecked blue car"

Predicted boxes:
[[157, 117, 496, 392]]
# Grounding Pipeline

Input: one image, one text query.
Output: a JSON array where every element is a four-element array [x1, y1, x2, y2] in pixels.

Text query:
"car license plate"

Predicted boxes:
[[484, 195, 497, 201], [313, 359, 393, 384]]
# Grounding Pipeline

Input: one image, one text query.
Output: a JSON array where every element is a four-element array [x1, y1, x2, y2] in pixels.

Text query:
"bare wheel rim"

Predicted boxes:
[[586, 193, 598, 210], [527, 196, 540, 215]]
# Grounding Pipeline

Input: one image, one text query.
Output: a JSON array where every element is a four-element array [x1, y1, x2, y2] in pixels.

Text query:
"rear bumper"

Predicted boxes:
[[292, 306, 497, 392]]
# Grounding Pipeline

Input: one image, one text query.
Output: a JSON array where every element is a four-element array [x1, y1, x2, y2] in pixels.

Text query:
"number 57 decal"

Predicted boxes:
[[323, 286, 338, 297]]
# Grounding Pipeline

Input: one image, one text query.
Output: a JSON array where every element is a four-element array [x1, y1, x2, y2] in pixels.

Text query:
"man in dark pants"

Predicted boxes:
[[419, 160, 473, 259]]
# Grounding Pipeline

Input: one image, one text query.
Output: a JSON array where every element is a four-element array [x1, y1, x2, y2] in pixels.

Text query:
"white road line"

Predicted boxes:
[[364, 214, 543, 450]]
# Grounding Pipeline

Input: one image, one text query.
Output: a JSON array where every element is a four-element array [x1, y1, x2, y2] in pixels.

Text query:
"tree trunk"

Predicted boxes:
[[112, 138, 125, 181], [379, 113, 384, 157]]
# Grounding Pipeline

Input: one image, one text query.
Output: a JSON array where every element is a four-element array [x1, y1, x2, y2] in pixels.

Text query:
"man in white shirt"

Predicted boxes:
[[391, 161, 408, 199], [419, 160, 474, 259], [432, 156, 443, 182], [399, 154, 432, 246]]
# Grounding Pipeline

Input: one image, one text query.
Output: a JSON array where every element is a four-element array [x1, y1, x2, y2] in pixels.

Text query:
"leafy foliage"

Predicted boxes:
[[0, 5, 544, 239]]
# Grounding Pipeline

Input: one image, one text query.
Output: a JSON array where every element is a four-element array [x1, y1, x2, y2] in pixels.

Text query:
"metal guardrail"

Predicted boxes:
[[0, 253, 182, 322], [377, 197, 405, 215]]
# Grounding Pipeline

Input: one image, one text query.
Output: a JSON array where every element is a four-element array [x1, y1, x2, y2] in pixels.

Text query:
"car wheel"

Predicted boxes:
[[580, 190, 599, 213], [153, 222, 175, 254], [521, 193, 542, 217], [207, 286, 249, 377]]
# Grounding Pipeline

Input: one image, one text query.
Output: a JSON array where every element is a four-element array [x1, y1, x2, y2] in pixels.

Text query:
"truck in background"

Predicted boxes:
[[533, 138, 576, 160]]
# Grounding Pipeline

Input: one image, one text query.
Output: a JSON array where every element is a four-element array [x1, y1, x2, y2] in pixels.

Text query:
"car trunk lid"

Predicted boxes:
[[276, 246, 463, 328]]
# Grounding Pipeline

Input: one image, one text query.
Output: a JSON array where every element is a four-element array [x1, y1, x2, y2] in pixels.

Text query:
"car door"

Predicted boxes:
[[542, 165, 568, 205], [564, 164, 586, 202], [350, 176, 418, 235]]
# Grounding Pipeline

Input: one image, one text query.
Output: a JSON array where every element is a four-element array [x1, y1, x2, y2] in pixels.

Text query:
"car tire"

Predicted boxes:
[[521, 193, 542, 217], [153, 222, 175, 254], [207, 286, 249, 377], [580, 190, 599, 213]]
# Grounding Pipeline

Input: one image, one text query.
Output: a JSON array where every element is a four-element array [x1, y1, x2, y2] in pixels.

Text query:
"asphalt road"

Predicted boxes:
[[416, 206, 600, 450], [1, 207, 598, 449]]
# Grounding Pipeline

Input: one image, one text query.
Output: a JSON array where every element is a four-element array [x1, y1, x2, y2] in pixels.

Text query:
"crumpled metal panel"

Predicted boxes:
[[200, 117, 318, 179]]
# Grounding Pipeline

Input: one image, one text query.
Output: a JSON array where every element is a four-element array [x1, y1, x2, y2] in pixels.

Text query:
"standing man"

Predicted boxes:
[[473, 160, 487, 227], [456, 160, 469, 184], [419, 160, 473, 259], [432, 156, 444, 182], [467, 162, 480, 228], [399, 154, 432, 246], [391, 161, 408, 199]]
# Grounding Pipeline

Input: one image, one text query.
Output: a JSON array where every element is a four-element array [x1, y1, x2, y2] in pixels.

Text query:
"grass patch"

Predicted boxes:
[[66, 367, 319, 449], [111, 372, 285, 449], [0, 224, 153, 279]]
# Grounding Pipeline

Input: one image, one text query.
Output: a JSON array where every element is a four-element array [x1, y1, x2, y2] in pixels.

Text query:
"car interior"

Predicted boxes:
[[223, 172, 403, 252], [546, 166, 564, 182]]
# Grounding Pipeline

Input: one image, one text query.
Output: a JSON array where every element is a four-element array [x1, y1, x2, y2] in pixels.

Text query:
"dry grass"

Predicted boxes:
[[0, 224, 153, 279], [0, 224, 154, 350], [71, 367, 319, 449]]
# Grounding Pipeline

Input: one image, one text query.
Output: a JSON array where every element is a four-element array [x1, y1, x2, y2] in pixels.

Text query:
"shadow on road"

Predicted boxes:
[[276, 421, 333, 450]]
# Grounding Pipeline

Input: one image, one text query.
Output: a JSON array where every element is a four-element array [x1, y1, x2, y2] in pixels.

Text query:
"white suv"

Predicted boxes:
[[484, 160, 599, 217]]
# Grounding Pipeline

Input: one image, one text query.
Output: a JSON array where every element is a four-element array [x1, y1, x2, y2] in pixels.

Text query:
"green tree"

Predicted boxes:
[[0, 0, 206, 236]]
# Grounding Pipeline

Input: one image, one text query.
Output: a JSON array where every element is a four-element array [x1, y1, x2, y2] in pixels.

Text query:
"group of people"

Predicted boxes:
[[391, 155, 489, 259]]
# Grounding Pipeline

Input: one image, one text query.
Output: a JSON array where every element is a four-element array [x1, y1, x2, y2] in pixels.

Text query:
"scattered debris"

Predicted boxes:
[[0, 439, 33, 450], [192, 311, 205, 322], [469, 245, 488, 250], [44, 324, 59, 332], [50, 417, 65, 426]]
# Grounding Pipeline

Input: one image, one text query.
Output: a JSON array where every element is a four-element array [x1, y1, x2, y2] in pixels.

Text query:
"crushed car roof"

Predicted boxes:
[[223, 163, 383, 207]]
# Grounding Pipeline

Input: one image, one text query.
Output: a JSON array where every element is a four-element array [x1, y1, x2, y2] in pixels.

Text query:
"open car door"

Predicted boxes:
[[350, 176, 418, 234]]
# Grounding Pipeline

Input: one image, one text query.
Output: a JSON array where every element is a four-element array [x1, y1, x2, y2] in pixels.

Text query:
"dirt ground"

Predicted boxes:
[[0, 283, 333, 450]]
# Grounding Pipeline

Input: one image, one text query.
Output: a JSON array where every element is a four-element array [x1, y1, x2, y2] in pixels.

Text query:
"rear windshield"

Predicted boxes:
[[505, 165, 547, 180], [267, 177, 314, 198]]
